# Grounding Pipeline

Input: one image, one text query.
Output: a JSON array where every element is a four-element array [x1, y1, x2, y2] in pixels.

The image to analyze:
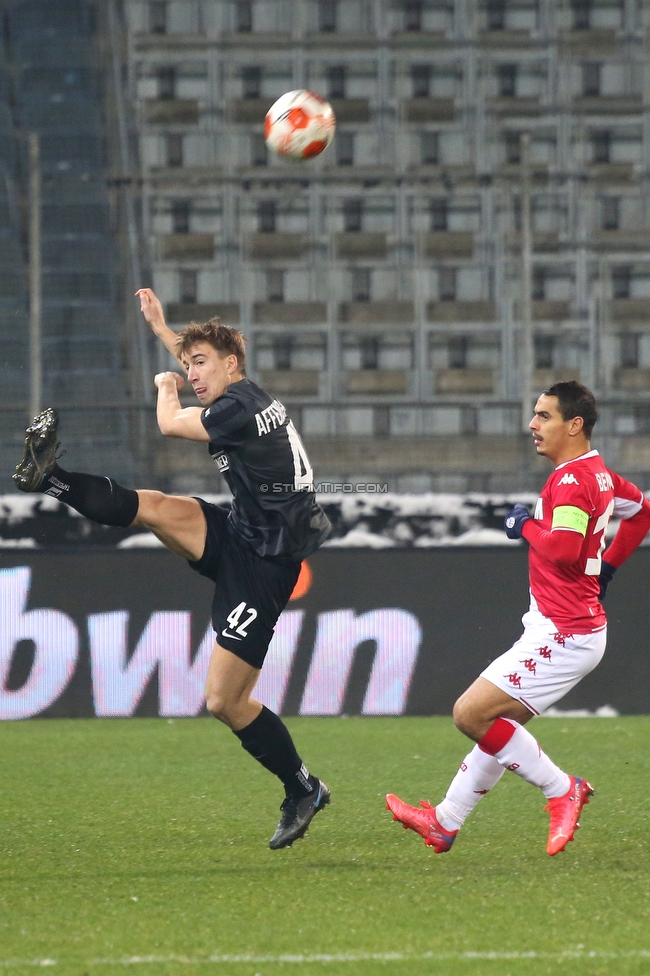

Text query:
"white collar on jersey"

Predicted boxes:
[[554, 449, 599, 471]]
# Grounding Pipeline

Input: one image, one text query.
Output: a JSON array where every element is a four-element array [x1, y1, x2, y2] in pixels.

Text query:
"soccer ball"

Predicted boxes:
[[264, 90, 336, 161]]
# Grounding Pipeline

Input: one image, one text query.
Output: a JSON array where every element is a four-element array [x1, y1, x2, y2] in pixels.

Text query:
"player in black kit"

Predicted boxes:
[[13, 288, 331, 850]]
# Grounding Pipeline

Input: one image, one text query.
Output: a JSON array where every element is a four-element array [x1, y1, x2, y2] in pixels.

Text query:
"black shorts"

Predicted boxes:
[[187, 499, 301, 669]]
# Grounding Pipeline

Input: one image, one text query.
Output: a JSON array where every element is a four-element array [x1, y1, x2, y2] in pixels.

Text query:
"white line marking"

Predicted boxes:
[[3, 950, 650, 967], [0, 963, 56, 969]]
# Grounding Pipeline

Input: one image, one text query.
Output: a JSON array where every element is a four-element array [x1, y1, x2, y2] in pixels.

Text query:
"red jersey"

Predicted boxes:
[[528, 450, 644, 633]]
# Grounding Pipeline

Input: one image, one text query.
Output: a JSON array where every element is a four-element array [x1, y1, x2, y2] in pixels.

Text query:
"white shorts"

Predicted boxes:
[[480, 608, 607, 716]]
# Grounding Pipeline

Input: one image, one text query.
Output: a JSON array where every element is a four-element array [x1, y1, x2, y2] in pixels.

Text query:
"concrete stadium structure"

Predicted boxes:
[[2, 0, 650, 494]]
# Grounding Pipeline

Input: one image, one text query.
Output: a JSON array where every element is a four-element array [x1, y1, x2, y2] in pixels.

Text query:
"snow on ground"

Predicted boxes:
[[0, 491, 529, 549], [0, 491, 647, 550], [540, 705, 619, 718]]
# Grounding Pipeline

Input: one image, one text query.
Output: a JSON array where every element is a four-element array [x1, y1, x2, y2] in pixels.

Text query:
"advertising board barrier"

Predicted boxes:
[[1, 548, 649, 718]]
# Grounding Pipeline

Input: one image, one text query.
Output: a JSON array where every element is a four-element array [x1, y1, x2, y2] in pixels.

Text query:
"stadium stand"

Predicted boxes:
[[0, 0, 135, 489], [0, 15, 30, 484], [0, 0, 649, 496], [125, 0, 649, 495]]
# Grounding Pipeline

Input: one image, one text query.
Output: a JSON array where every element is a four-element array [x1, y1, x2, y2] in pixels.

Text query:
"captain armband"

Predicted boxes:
[[551, 505, 589, 536]]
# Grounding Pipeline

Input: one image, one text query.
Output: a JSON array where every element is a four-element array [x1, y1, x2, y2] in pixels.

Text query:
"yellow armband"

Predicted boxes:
[[551, 505, 589, 536]]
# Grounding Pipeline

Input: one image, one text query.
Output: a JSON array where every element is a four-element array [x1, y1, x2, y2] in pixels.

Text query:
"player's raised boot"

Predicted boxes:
[[544, 776, 594, 856], [269, 778, 330, 850], [385, 794, 458, 853], [13, 408, 60, 492]]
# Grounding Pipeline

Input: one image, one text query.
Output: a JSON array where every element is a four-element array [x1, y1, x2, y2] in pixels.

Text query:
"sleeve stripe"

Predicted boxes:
[[613, 494, 643, 520]]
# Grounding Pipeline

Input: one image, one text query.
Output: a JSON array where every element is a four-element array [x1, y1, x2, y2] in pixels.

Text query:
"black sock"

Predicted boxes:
[[234, 705, 314, 797], [41, 464, 139, 528]]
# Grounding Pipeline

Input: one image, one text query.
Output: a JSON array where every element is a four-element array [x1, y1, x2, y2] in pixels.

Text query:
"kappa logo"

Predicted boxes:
[[557, 472, 580, 486], [553, 631, 573, 646]]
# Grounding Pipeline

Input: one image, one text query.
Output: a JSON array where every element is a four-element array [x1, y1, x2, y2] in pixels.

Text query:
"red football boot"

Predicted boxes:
[[385, 794, 458, 853], [544, 776, 594, 856]]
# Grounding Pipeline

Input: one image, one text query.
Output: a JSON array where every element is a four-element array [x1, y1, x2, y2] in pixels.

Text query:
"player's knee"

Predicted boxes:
[[133, 489, 168, 528], [205, 687, 227, 720], [453, 696, 479, 737], [205, 687, 239, 727]]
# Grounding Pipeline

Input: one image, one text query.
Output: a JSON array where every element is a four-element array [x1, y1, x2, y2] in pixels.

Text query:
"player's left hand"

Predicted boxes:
[[504, 503, 531, 539], [136, 288, 166, 333], [598, 560, 617, 599]]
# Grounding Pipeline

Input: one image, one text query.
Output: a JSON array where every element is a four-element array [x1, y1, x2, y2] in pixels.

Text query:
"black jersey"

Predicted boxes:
[[200, 378, 331, 561]]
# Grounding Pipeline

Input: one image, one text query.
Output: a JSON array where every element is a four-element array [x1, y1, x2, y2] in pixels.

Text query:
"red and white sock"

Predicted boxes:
[[478, 717, 570, 799], [436, 744, 505, 831]]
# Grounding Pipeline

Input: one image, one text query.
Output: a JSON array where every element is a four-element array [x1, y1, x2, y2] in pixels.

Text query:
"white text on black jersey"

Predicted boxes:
[[255, 399, 287, 436]]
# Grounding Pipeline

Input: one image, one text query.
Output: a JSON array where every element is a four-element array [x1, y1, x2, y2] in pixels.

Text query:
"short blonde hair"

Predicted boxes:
[[175, 318, 246, 373]]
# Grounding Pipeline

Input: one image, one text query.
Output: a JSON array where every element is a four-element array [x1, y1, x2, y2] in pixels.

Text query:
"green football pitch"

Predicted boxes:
[[1, 716, 649, 976]]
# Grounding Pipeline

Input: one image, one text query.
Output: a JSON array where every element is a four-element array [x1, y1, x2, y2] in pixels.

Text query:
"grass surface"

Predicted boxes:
[[1, 716, 649, 976]]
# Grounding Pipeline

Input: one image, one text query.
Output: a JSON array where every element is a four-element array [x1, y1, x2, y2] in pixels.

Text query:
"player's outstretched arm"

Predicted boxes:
[[154, 372, 209, 441], [136, 288, 180, 358]]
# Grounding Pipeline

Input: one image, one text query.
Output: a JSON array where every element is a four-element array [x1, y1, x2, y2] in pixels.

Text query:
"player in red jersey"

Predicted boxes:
[[387, 381, 650, 856]]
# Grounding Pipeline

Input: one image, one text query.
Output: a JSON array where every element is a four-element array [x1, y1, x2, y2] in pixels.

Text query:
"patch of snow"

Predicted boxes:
[[117, 533, 165, 549], [2, 490, 644, 551], [0, 494, 81, 523], [541, 704, 620, 718], [414, 528, 521, 547], [323, 529, 396, 549]]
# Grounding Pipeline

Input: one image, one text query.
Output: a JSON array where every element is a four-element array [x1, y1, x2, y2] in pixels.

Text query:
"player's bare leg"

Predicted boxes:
[[12, 409, 208, 559], [204, 642, 262, 730], [387, 676, 592, 855], [203, 641, 329, 849], [452, 677, 535, 739], [14, 409, 331, 849], [133, 490, 207, 561], [454, 677, 592, 854], [131, 496, 334, 892]]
